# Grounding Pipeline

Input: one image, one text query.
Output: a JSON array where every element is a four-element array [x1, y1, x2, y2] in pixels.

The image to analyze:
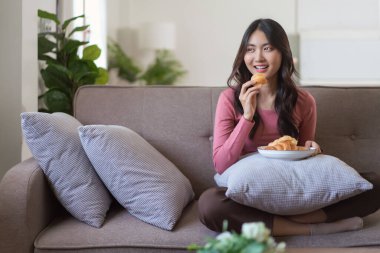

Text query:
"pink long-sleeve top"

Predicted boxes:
[[213, 87, 317, 174]]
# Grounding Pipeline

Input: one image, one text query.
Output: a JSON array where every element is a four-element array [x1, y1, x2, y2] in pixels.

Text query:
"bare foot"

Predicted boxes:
[[310, 217, 363, 235]]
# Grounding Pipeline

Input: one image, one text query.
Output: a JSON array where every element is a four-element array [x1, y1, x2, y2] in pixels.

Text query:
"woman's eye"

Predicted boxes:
[[264, 46, 273, 51], [247, 48, 255, 53]]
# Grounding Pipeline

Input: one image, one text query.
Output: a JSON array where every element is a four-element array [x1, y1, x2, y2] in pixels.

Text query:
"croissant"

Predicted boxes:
[[263, 135, 306, 151], [251, 73, 267, 86]]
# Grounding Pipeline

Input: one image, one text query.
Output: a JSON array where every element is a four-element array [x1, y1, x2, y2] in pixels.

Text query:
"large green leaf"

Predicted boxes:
[[38, 32, 64, 41], [79, 71, 98, 85], [68, 25, 90, 37], [84, 60, 99, 72], [41, 69, 66, 90], [38, 36, 56, 59], [38, 9, 60, 25], [62, 39, 88, 54], [69, 60, 97, 84], [50, 64, 72, 78], [82, 45, 101, 61], [69, 61, 89, 82], [62, 14, 84, 30], [79, 61, 100, 84], [67, 53, 80, 67], [40, 64, 71, 92], [43, 88, 72, 114], [95, 68, 109, 84]]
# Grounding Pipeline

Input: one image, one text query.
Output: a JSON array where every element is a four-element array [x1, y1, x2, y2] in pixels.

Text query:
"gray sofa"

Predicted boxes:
[[1, 85, 380, 252]]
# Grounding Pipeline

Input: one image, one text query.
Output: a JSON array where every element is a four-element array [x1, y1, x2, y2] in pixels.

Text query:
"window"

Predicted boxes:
[[68, 0, 107, 68]]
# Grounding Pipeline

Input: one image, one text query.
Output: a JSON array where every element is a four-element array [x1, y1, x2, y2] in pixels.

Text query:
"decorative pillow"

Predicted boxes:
[[78, 125, 194, 230], [215, 153, 373, 215], [21, 112, 112, 228]]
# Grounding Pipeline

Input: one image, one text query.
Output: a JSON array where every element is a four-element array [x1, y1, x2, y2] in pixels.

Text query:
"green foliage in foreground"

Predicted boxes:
[[187, 222, 286, 253]]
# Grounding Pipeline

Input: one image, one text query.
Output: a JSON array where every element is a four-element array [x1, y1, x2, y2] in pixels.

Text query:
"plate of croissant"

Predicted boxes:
[[258, 135, 316, 160]]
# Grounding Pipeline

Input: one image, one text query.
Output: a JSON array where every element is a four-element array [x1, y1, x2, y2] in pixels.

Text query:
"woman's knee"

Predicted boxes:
[[198, 187, 227, 231], [325, 172, 380, 221], [362, 172, 380, 211], [198, 187, 226, 218]]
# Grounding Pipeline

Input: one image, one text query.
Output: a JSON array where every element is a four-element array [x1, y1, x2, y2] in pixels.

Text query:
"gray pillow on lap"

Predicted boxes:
[[78, 125, 194, 231], [21, 112, 112, 228], [215, 153, 373, 215]]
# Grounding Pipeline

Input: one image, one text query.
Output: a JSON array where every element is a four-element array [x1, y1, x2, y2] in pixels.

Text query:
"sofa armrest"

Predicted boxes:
[[0, 158, 60, 253]]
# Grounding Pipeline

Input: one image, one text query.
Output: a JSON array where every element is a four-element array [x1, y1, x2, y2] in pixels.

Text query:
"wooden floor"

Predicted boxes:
[[288, 248, 380, 253]]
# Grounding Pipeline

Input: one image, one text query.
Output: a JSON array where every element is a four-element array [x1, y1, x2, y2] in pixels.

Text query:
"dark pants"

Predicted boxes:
[[198, 172, 380, 233]]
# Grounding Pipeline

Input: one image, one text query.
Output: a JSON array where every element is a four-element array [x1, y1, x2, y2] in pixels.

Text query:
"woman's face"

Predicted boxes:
[[244, 29, 282, 84]]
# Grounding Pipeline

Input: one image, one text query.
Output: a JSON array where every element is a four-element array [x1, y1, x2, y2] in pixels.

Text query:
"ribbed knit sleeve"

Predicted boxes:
[[212, 89, 254, 174]]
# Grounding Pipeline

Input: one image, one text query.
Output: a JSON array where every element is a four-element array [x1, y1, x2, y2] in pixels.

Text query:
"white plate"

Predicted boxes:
[[257, 147, 317, 160]]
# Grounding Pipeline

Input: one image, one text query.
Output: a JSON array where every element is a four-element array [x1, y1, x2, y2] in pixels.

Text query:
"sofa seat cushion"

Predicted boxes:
[[34, 200, 217, 253], [34, 206, 380, 252]]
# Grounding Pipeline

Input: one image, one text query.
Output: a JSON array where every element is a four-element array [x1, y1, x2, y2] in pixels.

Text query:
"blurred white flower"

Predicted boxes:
[[276, 242, 287, 253], [266, 237, 276, 248], [242, 222, 271, 242], [216, 231, 232, 241]]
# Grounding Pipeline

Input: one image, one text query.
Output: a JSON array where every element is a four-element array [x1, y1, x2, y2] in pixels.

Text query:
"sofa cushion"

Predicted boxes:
[[20, 112, 112, 228], [215, 153, 373, 215], [78, 125, 194, 230], [34, 201, 217, 252]]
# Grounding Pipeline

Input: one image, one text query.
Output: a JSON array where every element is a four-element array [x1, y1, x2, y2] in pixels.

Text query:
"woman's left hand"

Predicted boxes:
[[305, 140, 322, 155]]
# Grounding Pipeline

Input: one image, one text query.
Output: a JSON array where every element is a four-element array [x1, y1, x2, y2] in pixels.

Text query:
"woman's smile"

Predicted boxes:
[[254, 64, 269, 73]]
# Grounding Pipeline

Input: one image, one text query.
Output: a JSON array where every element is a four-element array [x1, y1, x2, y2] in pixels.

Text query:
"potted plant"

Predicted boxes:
[[140, 49, 187, 85], [38, 9, 108, 115], [107, 40, 186, 85], [108, 39, 141, 83]]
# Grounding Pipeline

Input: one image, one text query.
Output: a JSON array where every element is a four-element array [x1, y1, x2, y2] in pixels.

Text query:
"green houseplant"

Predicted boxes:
[[107, 40, 186, 85], [38, 9, 108, 115], [140, 49, 187, 85], [108, 39, 141, 83]]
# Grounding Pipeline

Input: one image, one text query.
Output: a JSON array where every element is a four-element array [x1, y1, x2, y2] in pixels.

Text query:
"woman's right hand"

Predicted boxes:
[[239, 80, 261, 121]]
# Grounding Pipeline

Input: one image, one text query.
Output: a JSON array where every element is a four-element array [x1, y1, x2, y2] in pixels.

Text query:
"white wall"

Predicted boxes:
[[0, 0, 54, 180], [298, 0, 380, 85], [107, 0, 380, 86], [61, 0, 108, 68], [108, 0, 297, 86], [0, 0, 23, 179]]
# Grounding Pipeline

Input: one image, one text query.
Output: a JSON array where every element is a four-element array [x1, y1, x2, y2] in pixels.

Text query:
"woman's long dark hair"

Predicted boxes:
[[227, 18, 299, 139]]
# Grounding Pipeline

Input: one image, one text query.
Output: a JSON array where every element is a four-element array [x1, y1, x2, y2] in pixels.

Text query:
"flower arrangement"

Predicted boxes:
[[188, 222, 286, 253]]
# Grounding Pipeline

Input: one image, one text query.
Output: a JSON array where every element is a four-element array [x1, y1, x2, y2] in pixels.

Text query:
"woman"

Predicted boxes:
[[198, 18, 380, 236]]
